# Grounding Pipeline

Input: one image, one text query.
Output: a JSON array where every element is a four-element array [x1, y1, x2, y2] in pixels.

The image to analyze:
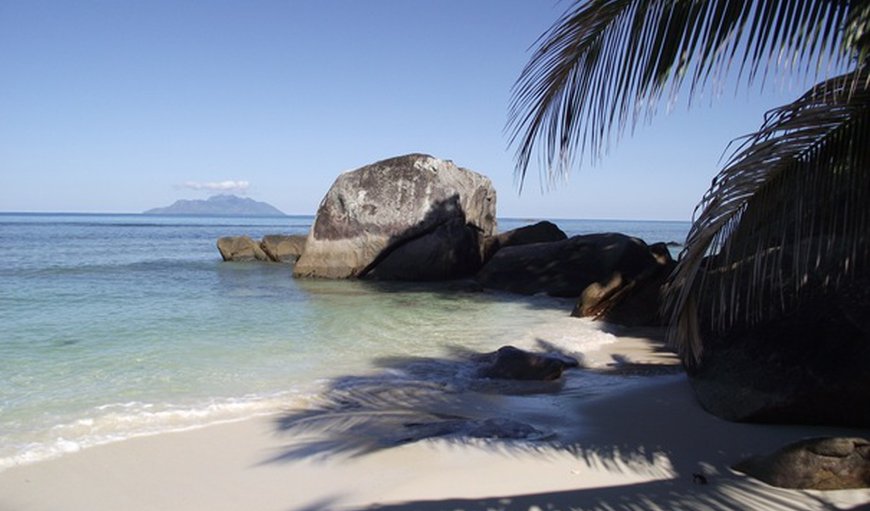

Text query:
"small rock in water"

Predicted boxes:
[[477, 346, 579, 381]]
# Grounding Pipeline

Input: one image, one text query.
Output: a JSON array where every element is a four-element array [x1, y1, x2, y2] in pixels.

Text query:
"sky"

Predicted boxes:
[[0, 0, 829, 221]]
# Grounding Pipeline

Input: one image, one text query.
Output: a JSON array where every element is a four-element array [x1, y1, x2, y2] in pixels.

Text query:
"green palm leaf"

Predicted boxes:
[[668, 69, 870, 362], [508, 0, 859, 183], [509, 0, 870, 364]]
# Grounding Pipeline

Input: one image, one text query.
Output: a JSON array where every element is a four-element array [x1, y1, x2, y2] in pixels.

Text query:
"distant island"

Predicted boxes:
[[143, 194, 286, 216]]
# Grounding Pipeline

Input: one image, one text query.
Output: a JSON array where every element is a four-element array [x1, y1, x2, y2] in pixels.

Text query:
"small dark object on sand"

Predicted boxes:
[[692, 473, 708, 485]]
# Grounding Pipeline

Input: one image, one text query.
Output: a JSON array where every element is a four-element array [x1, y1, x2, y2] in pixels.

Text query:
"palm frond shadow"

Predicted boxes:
[[273, 344, 867, 511], [362, 477, 847, 511], [269, 339, 602, 463], [267, 339, 858, 488]]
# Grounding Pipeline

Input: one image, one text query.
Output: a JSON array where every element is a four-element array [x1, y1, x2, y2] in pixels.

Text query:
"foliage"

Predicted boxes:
[[509, 0, 870, 362]]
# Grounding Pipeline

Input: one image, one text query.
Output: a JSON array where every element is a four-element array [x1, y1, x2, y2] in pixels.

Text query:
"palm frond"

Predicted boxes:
[[508, 0, 858, 184], [667, 69, 870, 363]]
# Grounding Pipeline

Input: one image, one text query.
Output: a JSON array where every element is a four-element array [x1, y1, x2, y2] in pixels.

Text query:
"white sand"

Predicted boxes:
[[1, 330, 868, 511]]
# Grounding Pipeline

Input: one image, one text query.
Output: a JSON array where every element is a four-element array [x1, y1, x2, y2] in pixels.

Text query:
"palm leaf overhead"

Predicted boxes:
[[510, 0, 870, 364], [508, 0, 860, 184], [668, 69, 870, 362]]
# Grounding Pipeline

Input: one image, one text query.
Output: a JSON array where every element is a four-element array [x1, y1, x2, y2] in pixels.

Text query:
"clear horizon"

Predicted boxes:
[[1, 1, 827, 221]]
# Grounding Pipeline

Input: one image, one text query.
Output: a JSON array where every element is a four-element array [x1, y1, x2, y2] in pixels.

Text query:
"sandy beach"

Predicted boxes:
[[1, 330, 867, 511]]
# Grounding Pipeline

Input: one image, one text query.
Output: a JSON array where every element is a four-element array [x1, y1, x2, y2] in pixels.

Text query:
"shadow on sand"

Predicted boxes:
[[270, 341, 869, 511]]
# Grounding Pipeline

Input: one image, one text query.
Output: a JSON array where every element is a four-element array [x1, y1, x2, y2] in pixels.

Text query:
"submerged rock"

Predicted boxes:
[[294, 154, 496, 280], [733, 437, 870, 490]]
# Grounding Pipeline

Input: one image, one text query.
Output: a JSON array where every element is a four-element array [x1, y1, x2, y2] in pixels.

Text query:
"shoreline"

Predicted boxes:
[[0, 302, 615, 473], [1, 330, 867, 510]]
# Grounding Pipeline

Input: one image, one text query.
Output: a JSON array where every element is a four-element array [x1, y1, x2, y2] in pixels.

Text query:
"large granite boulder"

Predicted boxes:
[[294, 154, 496, 280], [260, 234, 307, 263], [477, 346, 579, 381], [688, 285, 870, 427], [476, 233, 658, 298], [217, 236, 270, 262], [733, 437, 870, 490], [483, 221, 567, 261]]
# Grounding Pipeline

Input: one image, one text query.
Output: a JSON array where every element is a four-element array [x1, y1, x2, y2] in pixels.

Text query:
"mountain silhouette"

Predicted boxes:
[[143, 194, 286, 216]]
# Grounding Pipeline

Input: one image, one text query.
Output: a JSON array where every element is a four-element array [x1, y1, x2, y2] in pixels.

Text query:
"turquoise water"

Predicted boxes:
[[0, 214, 689, 469]]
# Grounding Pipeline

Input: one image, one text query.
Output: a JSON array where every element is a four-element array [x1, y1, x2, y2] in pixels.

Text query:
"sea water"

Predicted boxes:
[[0, 214, 689, 470]]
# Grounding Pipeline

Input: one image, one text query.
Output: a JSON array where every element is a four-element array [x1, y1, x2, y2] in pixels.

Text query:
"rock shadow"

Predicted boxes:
[[360, 194, 487, 281]]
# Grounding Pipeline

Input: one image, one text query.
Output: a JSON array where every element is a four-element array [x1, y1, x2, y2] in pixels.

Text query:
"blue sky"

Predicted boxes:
[[0, 0, 825, 220]]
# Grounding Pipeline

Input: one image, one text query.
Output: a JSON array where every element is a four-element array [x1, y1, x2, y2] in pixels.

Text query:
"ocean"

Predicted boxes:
[[0, 213, 690, 470]]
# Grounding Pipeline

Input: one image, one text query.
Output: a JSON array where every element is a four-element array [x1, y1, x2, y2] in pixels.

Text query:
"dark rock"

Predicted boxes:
[[688, 290, 870, 427], [477, 346, 579, 381], [477, 232, 674, 327], [294, 154, 496, 279], [476, 233, 657, 298], [733, 437, 870, 490], [648, 242, 674, 266], [574, 241, 676, 327], [217, 236, 270, 262], [484, 221, 567, 261], [260, 234, 307, 263]]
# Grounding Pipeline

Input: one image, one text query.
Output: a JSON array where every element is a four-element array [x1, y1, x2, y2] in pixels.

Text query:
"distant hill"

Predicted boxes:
[[143, 194, 286, 216]]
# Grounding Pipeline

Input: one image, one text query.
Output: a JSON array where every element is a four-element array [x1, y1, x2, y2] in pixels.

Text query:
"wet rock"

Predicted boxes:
[[217, 236, 270, 262], [260, 234, 307, 263], [477, 346, 579, 381]]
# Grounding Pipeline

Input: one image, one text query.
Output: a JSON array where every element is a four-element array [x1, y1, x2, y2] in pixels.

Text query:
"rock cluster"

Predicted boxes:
[[217, 153, 673, 328], [477, 232, 674, 326], [214, 152, 870, 430]]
